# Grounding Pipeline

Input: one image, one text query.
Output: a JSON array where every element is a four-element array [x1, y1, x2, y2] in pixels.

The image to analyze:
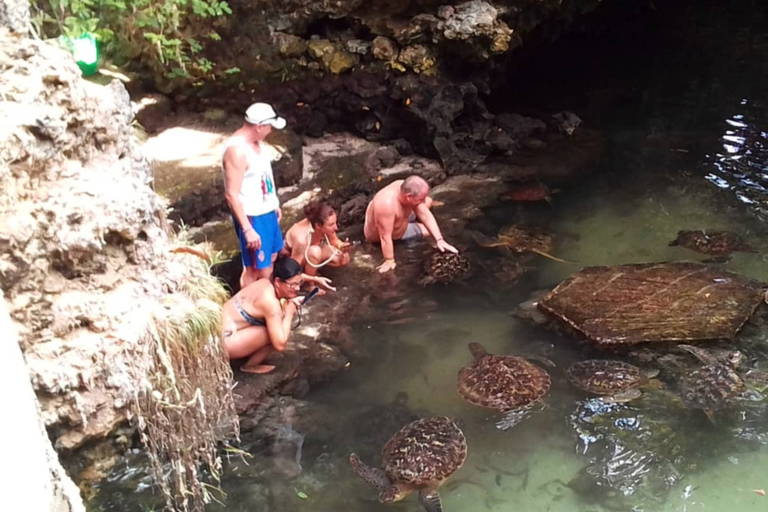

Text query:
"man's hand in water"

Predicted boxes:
[[311, 276, 336, 292], [436, 238, 459, 254], [377, 259, 397, 273]]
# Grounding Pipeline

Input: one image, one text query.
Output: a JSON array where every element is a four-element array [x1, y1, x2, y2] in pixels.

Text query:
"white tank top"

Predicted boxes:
[[222, 138, 280, 216]]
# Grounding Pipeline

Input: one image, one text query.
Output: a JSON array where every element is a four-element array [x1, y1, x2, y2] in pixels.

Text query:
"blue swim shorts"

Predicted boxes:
[[233, 210, 284, 270]]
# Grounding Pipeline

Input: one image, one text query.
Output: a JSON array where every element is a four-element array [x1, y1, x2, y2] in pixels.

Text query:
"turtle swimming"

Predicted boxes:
[[500, 184, 557, 204], [677, 344, 747, 423], [349, 416, 467, 512], [418, 252, 471, 285], [668, 229, 755, 262], [470, 225, 570, 263], [566, 359, 661, 403], [457, 342, 552, 430]]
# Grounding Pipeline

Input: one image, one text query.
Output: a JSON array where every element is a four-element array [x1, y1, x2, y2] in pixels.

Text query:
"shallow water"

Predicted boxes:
[[88, 2, 768, 512]]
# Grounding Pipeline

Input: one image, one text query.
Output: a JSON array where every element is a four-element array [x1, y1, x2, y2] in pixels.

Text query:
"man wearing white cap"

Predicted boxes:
[[223, 102, 288, 287]]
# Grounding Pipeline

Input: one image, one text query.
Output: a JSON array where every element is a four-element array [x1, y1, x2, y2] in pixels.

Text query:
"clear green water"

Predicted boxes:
[[88, 2, 768, 511]]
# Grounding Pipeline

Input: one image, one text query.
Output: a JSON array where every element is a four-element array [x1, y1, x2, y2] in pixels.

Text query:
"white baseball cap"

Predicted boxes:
[[244, 102, 286, 129]]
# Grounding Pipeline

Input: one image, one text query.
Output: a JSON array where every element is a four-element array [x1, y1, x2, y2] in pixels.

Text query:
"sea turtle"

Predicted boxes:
[[566, 360, 661, 403], [457, 342, 552, 430], [677, 344, 747, 423], [668, 229, 755, 262], [500, 184, 557, 204], [470, 225, 570, 263], [418, 251, 471, 285], [349, 416, 467, 512]]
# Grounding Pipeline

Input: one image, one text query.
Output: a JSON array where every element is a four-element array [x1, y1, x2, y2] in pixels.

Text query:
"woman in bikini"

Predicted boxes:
[[221, 256, 308, 374], [283, 201, 353, 276]]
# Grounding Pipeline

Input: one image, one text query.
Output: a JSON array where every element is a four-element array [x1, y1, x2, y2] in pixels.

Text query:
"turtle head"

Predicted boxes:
[[379, 483, 408, 503], [468, 342, 488, 359], [726, 350, 744, 368]]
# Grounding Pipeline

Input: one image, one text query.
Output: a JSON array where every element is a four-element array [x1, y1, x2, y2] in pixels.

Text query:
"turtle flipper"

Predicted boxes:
[[349, 454, 391, 491], [496, 404, 534, 431], [469, 230, 506, 248], [702, 256, 730, 264], [603, 388, 642, 404], [528, 247, 572, 264], [678, 344, 719, 365], [419, 489, 443, 512]]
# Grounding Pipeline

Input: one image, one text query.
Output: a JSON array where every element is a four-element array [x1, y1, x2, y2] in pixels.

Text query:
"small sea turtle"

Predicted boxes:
[[668, 230, 755, 261], [349, 416, 467, 512], [470, 225, 570, 263], [678, 344, 747, 423], [457, 342, 552, 430], [501, 184, 557, 204], [566, 360, 661, 403], [418, 252, 471, 285]]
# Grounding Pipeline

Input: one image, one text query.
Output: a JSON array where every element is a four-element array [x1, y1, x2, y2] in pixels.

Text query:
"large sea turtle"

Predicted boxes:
[[418, 252, 471, 285], [349, 416, 467, 512], [470, 225, 570, 263], [566, 360, 661, 403], [678, 344, 747, 423], [668, 229, 755, 262], [457, 342, 552, 430]]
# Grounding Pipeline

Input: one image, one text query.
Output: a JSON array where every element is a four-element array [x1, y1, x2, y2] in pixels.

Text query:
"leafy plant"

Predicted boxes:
[[31, 0, 232, 82]]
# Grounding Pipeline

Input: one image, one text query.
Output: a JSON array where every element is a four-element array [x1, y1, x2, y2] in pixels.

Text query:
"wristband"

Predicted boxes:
[[436, 237, 444, 243]]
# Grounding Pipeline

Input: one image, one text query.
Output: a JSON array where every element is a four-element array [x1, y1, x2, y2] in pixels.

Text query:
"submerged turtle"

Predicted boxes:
[[457, 342, 552, 430], [678, 344, 747, 423], [500, 184, 557, 204], [668, 229, 755, 261], [349, 416, 467, 512], [418, 252, 471, 285], [566, 360, 661, 403], [470, 225, 570, 263]]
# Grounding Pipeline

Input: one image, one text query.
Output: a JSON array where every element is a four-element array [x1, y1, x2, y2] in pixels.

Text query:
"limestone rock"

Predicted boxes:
[[397, 44, 436, 73], [438, 0, 513, 55], [275, 32, 307, 57], [323, 50, 358, 74], [371, 36, 399, 61], [0, 32, 223, 453], [307, 38, 335, 59]]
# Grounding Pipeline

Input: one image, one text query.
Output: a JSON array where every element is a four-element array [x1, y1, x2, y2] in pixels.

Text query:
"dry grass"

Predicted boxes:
[[129, 232, 238, 512]]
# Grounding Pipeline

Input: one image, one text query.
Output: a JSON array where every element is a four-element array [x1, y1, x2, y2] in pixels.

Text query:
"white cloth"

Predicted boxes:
[[222, 138, 280, 216]]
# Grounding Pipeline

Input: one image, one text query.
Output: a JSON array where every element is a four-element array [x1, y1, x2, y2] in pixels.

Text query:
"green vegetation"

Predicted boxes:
[[30, 0, 237, 82]]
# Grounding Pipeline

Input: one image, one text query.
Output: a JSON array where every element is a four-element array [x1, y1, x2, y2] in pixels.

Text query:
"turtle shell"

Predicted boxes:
[[420, 252, 471, 284], [457, 343, 551, 411], [498, 225, 553, 254], [381, 416, 467, 486], [668, 230, 755, 256], [566, 360, 647, 395], [680, 364, 746, 411]]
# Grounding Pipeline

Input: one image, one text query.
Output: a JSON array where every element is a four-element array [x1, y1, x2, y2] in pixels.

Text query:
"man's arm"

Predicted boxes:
[[223, 146, 260, 248], [264, 299, 297, 352], [375, 208, 397, 272], [376, 209, 396, 260], [414, 202, 459, 254], [413, 202, 444, 241]]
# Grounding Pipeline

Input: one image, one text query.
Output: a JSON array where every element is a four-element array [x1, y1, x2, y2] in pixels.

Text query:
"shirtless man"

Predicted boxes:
[[221, 256, 334, 374], [364, 175, 458, 273]]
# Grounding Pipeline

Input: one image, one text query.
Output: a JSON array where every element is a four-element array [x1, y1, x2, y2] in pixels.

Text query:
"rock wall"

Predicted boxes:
[[1, 292, 86, 512], [148, 0, 601, 173], [0, 29, 224, 459]]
